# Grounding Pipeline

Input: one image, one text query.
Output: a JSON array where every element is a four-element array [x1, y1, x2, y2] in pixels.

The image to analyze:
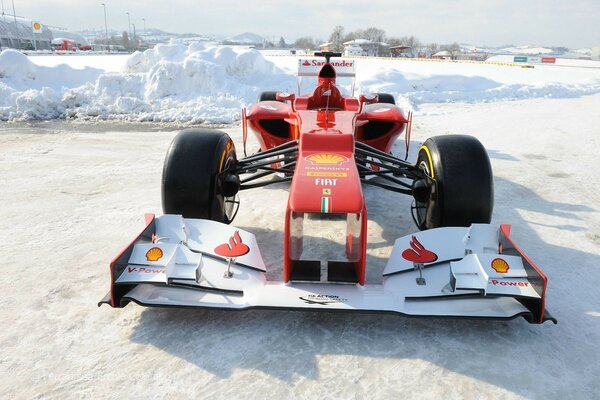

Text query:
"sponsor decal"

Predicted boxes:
[[306, 153, 348, 165], [314, 178, 337, 186], [321, 196, 332, 213], [304, 59, 354, 68], [490, 279, 529, 287], [307, 171, 348, 178], [145, 247, 164, 262], [322, 188, 331, 195], [373, 107, 391, 113], [214, 231, 250, 258], [259, 104, 277, 110], [401, 236, 438, 263], [127, 267, 165, 274], [300, 294, 348, 305], [491, 258, 510, 273], [305, 166, 349, 171]]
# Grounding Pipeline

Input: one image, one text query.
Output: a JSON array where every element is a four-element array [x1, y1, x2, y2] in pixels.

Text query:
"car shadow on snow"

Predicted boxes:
[[128, 148, 600, 398]]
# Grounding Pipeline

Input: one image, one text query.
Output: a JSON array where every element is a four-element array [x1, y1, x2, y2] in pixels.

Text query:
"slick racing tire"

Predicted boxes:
[[162, 128, 239, 223], [413, 135, 494, 230], [375, 93, 395, 105], [258, 91, 279, 102]]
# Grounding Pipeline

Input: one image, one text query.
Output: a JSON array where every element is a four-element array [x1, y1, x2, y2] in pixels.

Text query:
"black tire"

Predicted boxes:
[[258, 91, 279, 102], [414, 135, 493, 229], [375, 93, 395, 104], [162, 128, 238, 223]]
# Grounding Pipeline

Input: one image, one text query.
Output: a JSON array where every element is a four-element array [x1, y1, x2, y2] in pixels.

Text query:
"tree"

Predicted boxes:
[[363, 27, 386, 43], [428, 43, 439, 57], [278, 37, 286, 49], [328, 25, 345, 52], [293, 37, 316, 50]]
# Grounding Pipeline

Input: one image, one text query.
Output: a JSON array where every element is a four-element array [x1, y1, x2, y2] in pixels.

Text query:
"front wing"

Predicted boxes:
[[99, 215, 556, 324]]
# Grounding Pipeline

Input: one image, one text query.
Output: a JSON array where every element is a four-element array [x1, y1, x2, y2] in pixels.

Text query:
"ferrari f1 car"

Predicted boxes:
[[100, 52, 556, 324]]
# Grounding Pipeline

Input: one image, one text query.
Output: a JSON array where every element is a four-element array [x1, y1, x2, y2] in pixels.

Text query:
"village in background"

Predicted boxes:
[[1, 12, 599, 62]]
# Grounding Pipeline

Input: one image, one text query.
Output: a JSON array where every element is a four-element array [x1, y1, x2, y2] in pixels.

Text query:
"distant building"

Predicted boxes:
[[592, 47, 600, 61], [318, 42, 333, 52], [389, 45, 411, 58], [0, 15, 88, 51], [342, 39, 386, 57], [0, 15, 52, 50], [431, 50, 452, 60]]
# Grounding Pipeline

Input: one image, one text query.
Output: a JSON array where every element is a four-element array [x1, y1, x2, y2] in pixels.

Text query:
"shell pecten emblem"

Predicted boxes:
[[306, 153, 348, 165], [145, 247, 164, 262], [491, 258, 510, 273]]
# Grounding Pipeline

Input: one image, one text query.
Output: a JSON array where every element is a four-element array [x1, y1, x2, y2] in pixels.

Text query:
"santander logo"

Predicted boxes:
[[300, 59, 355, 68], [401, 236, 438, 263], [214, 231, 250, 258]]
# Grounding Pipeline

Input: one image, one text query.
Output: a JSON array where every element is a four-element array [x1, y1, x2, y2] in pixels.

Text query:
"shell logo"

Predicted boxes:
[[306, 153, 348, 165], [33, 22, 41, 30], [491, 258, 510, 273], [145, 247, 164, 262]]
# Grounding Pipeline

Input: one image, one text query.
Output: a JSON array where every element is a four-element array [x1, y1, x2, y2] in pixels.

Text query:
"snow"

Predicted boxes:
[[499, 45, 554, 55], [1, 48, 600, 398], [2, 44, 600, 123], [1, 93, 600, 398]]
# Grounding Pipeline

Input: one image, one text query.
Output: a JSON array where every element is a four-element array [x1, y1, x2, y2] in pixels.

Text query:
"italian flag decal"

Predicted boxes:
[[321, 196, 332, 213]]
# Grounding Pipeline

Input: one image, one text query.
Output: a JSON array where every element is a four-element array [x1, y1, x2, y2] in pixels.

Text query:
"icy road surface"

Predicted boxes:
[[1, 95, 600, 399]]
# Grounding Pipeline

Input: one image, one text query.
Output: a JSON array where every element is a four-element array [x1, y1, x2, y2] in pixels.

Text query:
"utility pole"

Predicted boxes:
[[101, 3, 109, 53], [126, 11, 131, 40], [142, 18, 146, 44]]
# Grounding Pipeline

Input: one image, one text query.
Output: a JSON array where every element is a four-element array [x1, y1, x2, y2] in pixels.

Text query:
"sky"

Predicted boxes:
[[6, 0, 600, 48]]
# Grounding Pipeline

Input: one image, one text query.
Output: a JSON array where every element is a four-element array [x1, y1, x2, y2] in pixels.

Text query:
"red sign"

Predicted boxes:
[[214, 231, 250, 258], [401, 236, 438, 263], [541, 57, 556, 64]]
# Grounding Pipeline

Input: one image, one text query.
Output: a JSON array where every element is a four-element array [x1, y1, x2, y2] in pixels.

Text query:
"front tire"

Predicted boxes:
[[258, 91, 279, 102], [413, 135, 493, 229], [162, 128, 238, 223], [375, 93, 395, 104]]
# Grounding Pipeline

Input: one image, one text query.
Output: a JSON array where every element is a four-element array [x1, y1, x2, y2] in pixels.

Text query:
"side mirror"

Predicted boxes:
[[276, 92, 295, 102], [359, 93, 378, 104]]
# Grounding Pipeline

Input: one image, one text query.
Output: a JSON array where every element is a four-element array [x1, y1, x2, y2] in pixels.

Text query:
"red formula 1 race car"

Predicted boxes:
[[100, 52, 556, 324]]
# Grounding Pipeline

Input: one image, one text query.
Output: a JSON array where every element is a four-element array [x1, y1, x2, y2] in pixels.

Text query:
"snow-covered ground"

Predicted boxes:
[[2, 43, 600, 123], [1, 49, 600, 398]]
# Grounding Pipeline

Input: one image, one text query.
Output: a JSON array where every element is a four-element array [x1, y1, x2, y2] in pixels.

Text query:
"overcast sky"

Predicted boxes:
[[6, 0, 600, 48]]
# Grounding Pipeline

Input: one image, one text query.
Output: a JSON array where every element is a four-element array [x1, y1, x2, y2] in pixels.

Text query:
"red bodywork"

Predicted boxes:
[[244, 62, 410, 285]]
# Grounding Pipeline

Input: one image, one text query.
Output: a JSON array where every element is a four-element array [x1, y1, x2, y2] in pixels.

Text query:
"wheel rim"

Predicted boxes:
[[221, 157, 240, 223], [412, 159, 431, 228]]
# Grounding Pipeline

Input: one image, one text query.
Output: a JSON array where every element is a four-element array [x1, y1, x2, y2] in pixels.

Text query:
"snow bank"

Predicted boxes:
[[1, 44, 293, 123], [2, 45, 600, 123]]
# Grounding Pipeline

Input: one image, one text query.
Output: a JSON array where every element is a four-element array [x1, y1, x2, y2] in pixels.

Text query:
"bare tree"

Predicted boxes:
[[428, 43, 439, 56], [328, 25, 345, 52], [293, 37, 317, 50], [363, 27, 386, 43]]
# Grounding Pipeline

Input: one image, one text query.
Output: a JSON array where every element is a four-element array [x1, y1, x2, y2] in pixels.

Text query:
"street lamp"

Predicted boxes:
[[142, 18, 146, 43], [11, 0, 20, 49], [126, 11, 131, 40], [101, 3, 109, 53]]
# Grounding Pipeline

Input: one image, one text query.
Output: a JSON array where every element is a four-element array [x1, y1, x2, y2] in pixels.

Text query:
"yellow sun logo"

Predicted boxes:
[[306, 153, 347, 165], [491, 258, 510, 273], [145, 247, 164, 262]]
